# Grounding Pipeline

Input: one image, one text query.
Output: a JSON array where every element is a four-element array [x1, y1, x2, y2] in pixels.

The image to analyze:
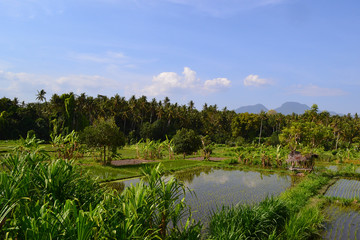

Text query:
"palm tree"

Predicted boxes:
[[36, 89, 47, 103], [149, 98, 158, 123]]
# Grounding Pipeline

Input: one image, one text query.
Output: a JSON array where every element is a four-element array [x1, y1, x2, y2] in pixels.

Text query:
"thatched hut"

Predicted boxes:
[[286, 150, 318, 171]]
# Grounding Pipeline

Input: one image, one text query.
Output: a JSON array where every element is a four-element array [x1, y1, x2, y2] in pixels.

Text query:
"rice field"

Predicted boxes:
[[116, 168, 294, 225], [324, 179, 360, 200], [82, 165, 141, 180], [322, 165, 360, 174], [179, 169, 293, 224], [322, 205, 360, 240]]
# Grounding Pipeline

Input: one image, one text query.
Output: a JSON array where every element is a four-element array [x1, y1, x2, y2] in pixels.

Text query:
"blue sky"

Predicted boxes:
[[0, 0, 359, 114]]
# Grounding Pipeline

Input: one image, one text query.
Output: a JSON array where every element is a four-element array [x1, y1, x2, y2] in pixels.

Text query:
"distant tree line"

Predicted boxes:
[[1, 91, 359, 150]]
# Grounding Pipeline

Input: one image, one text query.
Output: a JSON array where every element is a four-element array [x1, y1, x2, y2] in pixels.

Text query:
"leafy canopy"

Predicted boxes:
[[80, 118, 125, 163], [172, 128, 201, 158]]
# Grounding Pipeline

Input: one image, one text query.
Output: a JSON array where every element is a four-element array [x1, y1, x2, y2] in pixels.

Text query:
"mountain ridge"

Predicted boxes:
[[235, 102, 339, 115]]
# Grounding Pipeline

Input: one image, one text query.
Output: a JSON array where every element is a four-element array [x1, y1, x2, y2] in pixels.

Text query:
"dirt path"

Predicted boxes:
[[111, 159, 158, 166], [186, 157, 227, 161]]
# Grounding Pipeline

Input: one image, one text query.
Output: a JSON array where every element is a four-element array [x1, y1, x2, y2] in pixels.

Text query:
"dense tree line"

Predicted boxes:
[[1, 91, 360, 150]]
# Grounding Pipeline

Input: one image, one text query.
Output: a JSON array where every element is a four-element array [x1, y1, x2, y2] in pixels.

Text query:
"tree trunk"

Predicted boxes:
[[258, 118, 263, 145], [103, 146, 106, 164]]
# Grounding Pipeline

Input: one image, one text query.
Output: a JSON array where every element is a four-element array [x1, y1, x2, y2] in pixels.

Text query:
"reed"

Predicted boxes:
[[208, 197, 288, 240]]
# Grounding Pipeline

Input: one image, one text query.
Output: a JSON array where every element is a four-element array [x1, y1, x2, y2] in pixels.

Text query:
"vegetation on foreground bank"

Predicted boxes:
[[3, 142, 358, 239], [208, 174, 330, 240], [0, 150, 202, 239]]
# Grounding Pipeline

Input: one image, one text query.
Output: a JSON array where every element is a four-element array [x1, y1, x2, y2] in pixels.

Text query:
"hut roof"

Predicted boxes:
[[286, 151, 308, 163], [286, 151, 318, 163]]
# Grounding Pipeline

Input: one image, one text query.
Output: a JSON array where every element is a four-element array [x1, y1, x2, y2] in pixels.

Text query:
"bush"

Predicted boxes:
[[172, 128, 202, 158]]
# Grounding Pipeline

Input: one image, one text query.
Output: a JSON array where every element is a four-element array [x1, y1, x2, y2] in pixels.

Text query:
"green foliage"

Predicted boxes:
[[163, 135, 175, 160], [224, 158, 239, 164], [279, 174, 330, 213], [279, 121, 334, 150], [51, 130, 83, 160], [208, 172, 331, 240], [201, 135, 214, 160], [230, 145, 288, 168], [282, 206, 324, 240], [0, 147, 201, 239], [140, 119, 166, 140], [208, 197, 289, 240], [2, 92, 360, 156], [172, 128, 202, 158], [80, 118, 125, 164], [14, 132, 46, 156], [266, 132, 280, 146], [0, 151, 104, 239], [232, 113, 260, 142], [136, 139, 164, 160]]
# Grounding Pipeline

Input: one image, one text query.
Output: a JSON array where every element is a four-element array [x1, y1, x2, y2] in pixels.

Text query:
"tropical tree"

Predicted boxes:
[[80, 118, 125, 164], [172, 128, 202, 158], [36, 89, 47, 103]]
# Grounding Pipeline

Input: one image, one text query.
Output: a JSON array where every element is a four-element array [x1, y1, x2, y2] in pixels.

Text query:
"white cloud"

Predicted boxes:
[[291, 84, 347, 97], [140, 67, 230, 96], [0, 70, 122, 101], [204, 78, 231, 92], [0, 67, 230, 102], [243, 74, 271, 87]]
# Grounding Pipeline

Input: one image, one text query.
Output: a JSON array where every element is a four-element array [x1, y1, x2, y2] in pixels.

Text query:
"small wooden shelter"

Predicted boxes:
[[286, 150, 317, 171]]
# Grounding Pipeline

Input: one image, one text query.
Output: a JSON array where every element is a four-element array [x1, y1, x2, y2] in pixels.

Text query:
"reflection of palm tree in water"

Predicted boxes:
[[174, 167, 213, 184]]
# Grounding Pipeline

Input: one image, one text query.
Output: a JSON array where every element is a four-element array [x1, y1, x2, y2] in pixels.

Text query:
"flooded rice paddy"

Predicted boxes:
[[176, 168, 294, 223], [322, 205, 360, 240], [324, 179, 360, 200], [107, 167, 295, 224], [316, 164, 360, 174], [322, 178, 360, 239]]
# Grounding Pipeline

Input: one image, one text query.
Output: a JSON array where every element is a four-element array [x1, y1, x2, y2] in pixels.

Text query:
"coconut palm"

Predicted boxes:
[[36, 89, 47, 103]]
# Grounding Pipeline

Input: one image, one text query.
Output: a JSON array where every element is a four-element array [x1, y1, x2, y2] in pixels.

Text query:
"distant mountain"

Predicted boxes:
[[274, 102, 310, 115], [235, 104, 268, 114], [234, 102, 341, 115]]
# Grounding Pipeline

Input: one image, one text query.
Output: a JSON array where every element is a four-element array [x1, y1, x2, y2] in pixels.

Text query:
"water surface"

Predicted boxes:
[[111, 167, 294, 224], [324, 179, 360, 200], [180, 168, 293, 223], [322, 205, 360, 240]]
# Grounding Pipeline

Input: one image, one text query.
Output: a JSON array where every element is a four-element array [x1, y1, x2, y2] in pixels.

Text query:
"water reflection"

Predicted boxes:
[[322, 205, 360, 240], [103, 178, 141, 192], [106, 168, 294, 226], [315, 164, 360, 174], [172, 167, 213, 184]]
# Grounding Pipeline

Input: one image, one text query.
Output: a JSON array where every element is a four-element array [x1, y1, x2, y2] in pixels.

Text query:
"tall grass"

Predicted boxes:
[[208, 197, 288, 240], [0, 148, 201, 239], [283, 206, 324, 240], [208, 173, 330, 240], [279, 174, 329, 213]]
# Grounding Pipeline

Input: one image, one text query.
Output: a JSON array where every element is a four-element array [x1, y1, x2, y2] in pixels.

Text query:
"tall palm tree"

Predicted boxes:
[[36, 89, 47, 103]]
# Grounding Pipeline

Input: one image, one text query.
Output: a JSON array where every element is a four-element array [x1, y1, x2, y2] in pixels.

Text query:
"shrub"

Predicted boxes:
[[172, 128, 202, 158]]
